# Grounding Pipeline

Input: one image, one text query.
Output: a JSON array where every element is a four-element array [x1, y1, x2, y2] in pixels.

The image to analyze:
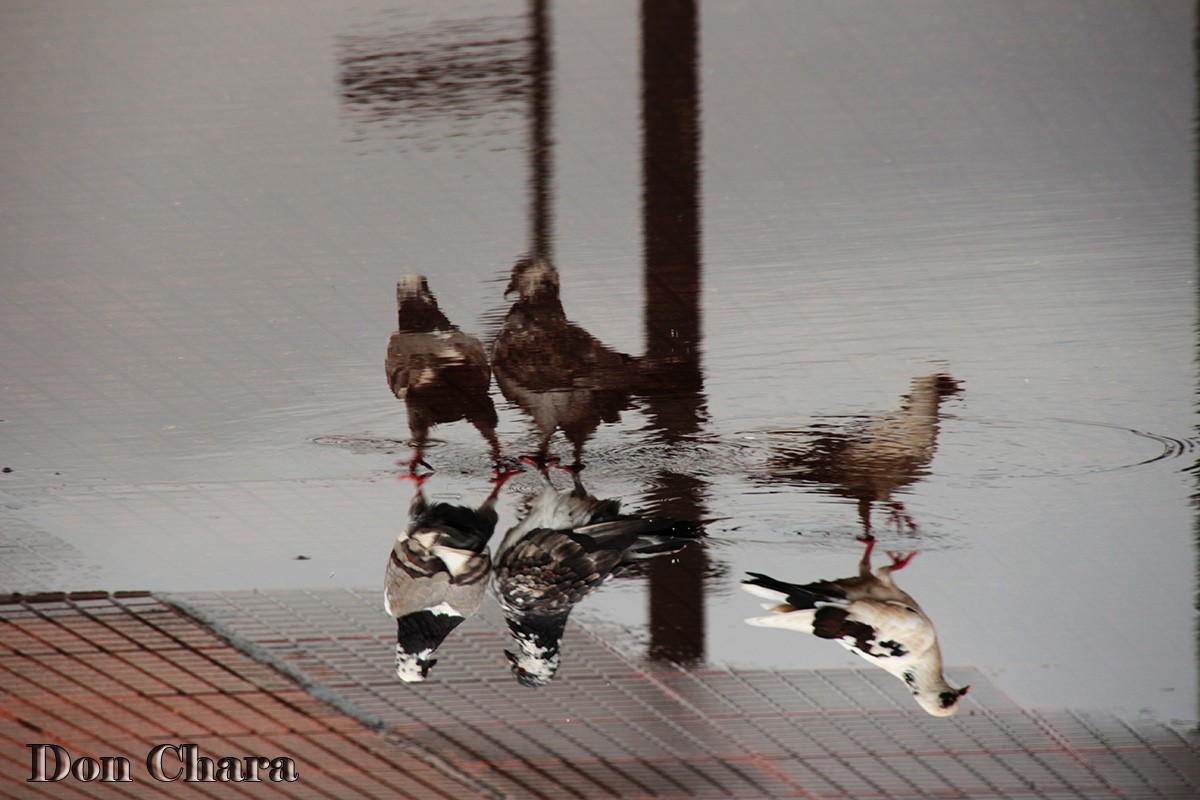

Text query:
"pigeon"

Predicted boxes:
[[385, 470, 513, 682], [742, 537, 968, 716], [492, 468, 701, 686], [763, 373, 962, 535], [386, 275, 499, 464], [491, 257, 643, 470]]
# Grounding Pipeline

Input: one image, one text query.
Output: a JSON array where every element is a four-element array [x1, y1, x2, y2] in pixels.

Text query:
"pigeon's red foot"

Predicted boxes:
[[886, 551, 916, 571], [519, 453, 576, 477], [519, 453, 558, 471], [397, 454, 434, 486], [490, 466, 524, 492], [398, 470, 432, 488]]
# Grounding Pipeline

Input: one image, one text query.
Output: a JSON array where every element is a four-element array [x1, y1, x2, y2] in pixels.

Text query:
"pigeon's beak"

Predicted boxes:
[[958, 685, 970, 696]]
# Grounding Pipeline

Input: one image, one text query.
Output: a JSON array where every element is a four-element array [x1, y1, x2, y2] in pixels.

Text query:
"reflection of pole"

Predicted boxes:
[[530, 0, 553, 261], [641, 0, 706, 665]]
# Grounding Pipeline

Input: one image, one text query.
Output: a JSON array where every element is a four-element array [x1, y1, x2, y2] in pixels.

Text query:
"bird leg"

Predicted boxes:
[[399, 440, 433, 477], [477, 425, 502, 464], [857, 498, 874, 539], [488, 465, 524, 498], [885, 551, 916, 571], [397, 444, 434, 495], [568, 467, 590, 498], [519, 453, 575, 480], [886, 501, 918, 533], [858, 535, 877, 575]]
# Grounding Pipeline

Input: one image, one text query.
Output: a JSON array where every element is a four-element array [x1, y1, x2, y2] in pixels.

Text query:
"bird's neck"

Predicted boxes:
[[397, 302, 454, 333], [396, 610, 464, 655], [901, 652, 949, 693], [901, 378, 947, 418], [507, 611, 569, 656]]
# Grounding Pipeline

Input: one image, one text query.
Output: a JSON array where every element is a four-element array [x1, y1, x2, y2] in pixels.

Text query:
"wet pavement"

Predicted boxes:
[[2, 0, 1198, 796]]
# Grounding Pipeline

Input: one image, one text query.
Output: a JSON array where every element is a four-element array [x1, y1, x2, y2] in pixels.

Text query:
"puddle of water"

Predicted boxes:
[[0, 0, 1195, 731]]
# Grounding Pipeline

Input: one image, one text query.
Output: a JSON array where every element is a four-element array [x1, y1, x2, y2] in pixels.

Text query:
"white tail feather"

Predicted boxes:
[[745, 612, 813, 631], [741, 582, 788, 602]]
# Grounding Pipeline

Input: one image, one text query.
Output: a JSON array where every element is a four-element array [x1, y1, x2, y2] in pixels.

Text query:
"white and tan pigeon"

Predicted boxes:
[[742, 537, 968, 716]]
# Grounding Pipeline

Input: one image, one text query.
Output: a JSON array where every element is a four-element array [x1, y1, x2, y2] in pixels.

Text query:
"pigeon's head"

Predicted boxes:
[[931, 373, 964, 397], [505, 256, 560, 301], [504, 648, 560, 687], [395, 648, 438, 683], [917, 684, 969, 717], [396, 274, 437, 309], [395, 275, 452, 333]]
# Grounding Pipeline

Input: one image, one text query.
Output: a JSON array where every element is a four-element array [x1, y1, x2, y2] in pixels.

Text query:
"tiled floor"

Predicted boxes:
[[175, 588, 1200, 799], [2, 589, 1198, 797], [0, 592, 495, 799]]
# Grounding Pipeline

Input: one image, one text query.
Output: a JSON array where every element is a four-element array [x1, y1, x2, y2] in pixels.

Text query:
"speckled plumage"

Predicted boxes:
[[493, 480, 700, 686]]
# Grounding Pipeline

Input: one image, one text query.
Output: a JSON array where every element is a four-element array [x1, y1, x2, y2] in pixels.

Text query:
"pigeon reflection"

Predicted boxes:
[[386, 275, 500, 466], [742, 537, 968, 717], [491, 257, 644, 471], [492, 463, 701, 686], [385, 468, 514, 682], [764, 373, 962, 536]]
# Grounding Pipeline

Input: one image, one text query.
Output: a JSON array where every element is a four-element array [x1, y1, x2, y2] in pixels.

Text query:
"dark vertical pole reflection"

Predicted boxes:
[[530, 0, 553, 261], [641, 0, 708, 665]]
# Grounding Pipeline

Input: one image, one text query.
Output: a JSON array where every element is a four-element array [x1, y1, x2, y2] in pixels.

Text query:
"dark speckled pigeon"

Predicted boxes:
[[493, 471, 701, 686], [386, 275, 499, 464], [491, 257, 644, 471]]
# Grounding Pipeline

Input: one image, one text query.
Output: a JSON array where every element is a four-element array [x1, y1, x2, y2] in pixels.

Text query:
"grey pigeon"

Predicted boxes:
[[385, 472, 511, 682]]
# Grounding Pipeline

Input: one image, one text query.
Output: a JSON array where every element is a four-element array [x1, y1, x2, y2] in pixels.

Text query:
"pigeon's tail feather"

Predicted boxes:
[[743, 572, 819, 609], [745, 610, 815, 630], [743, 572, 844, 610], [574, 518, 702, 563], [623, 531, 700, 562], [741, 573, 791, 602]]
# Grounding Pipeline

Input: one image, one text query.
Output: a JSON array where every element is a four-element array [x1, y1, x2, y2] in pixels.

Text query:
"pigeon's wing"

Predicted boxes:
[[494, 529, 623, 613], [814, 598, 935, 663], [497, 489, 613, 553], [386, 532, 491, 618], [572, 517, 702, 563]]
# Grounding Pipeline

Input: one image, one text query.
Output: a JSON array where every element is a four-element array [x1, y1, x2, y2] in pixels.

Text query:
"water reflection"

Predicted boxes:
[[385, 469, 515, 682], [762, 373, 963, 536], [338, 12, 531, 150], [743, 537, 968, 717], [493, 463, 702, 685], [492, 257, 644, 470], [386, 275, 500, 466]]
